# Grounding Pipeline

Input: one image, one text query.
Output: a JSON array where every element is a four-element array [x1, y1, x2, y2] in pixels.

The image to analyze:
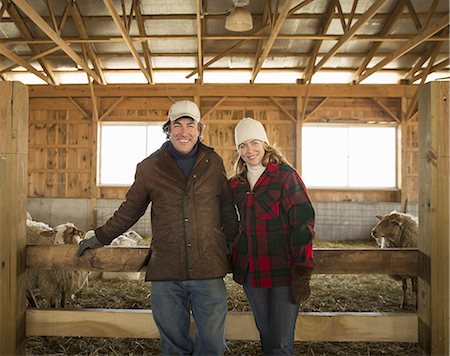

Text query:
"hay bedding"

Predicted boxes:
[[26, 240, 418, 355]]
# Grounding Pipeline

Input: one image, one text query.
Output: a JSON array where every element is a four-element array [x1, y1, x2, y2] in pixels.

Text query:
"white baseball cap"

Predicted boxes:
[[168, 100, 201, 122], [235, 117, 269, 148]]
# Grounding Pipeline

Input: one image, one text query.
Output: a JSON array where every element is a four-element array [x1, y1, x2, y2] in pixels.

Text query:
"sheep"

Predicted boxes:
[[26, 222, 89, 308], [89, 230, 144, 281], [371, 211, 418, 309]]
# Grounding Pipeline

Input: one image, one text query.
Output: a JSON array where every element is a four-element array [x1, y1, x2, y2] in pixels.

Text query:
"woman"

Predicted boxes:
[[230, 117, 315, 355]]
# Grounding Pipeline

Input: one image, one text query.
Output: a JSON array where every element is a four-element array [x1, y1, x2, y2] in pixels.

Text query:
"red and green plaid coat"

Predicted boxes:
[[229, 162, 315, 288]]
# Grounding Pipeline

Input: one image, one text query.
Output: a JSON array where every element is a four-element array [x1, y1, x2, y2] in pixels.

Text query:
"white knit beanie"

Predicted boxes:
[[234, 117, 269, 148]]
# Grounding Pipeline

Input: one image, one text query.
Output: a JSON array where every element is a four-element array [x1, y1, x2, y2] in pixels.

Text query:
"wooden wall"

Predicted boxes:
[[28, 84, 418, 203]]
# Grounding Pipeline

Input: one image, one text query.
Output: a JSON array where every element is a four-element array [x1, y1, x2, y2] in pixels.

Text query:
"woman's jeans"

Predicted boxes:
[[151, 278, 227, 355], [243, 273, 300, 355]]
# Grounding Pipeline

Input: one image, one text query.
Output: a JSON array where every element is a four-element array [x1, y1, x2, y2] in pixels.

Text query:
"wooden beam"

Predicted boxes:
[[134, 0, 154, 84], [303, 0, 336, 82], [251, 0, 271, 80], [335, 0, 347, 31], [346, 0, 359, 30], [27, 83, 418, 98], [405, 0, 422, 31], [353, 0, 406, 83], [195, 0, 203, 83], [403, 45, 435, 81], [269, 96, 296, 122], [423, 0, 439, 29], [251, 0, 294, 82], [202, 96, 227, 119], [0, 81, 28, 356], [57, 3, 69, 34], [26, 309, 417, 342], [304, 97, 329, 121], [5, 1, 59, 84], [0, 44, 52, 84], [44, 0, 58, 31], [3, 33, 448, 45], [418, 81, 450, 355], [67, 96, 89, 117], [103, 0, 151, 84], [68, 0, 107, 85], [186, 25, 270, 79], [314, 0, 389, 74], [359, 14, 450, 82], [10, 0, 101, 84], [410, 57, 449, 84], [371, 98, 400, 123], [99, 96, 125, 121], [26, 246, 418, 275], [406, 41, 443, 119], [0, 45, 60, 74]]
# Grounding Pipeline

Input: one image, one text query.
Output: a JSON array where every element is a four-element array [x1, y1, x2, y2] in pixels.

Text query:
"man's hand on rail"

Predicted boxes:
[[77, 230, 104, 257]]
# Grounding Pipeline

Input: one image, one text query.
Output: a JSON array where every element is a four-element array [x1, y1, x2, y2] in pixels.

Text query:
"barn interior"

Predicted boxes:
[[0, 0, 449, 354], [1, 0, 448, 238]]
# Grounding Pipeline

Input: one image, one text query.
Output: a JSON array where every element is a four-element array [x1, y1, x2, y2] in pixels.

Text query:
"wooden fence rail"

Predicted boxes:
[[25, 246, 419, 342]]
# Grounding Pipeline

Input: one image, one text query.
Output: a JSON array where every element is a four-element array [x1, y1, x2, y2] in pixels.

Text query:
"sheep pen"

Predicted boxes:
[[26, 239, 418, 355]]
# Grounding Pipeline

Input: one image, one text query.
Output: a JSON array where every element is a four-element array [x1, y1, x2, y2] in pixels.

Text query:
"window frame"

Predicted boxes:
[[301, 123, 399, 190]]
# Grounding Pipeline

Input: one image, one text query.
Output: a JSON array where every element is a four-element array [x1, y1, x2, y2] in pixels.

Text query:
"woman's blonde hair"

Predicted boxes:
[[232, 141, 291, 177]]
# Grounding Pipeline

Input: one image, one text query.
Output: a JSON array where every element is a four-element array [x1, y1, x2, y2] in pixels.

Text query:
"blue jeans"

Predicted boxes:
[[151, 278, 227, 355], [243, 274, 300, 355]]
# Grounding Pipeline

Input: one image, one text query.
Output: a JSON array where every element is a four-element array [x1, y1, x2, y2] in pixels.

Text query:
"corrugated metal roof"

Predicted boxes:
[[0, 0, 448, 85]]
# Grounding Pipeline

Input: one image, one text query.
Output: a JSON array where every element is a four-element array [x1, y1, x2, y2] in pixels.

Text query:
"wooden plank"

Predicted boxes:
[[26, 246, 418, 275], [0, 81, 28, 356], [27, 84, 418, 98], [418, 81, 450, 355], [26, 309, 417, 342]]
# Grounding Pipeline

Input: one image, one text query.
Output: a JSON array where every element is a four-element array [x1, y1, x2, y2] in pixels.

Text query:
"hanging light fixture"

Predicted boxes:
[[225, 0, 253, 32]]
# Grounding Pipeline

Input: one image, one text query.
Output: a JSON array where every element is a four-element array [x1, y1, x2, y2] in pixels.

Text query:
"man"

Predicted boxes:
[[78, 100, 238, 355]]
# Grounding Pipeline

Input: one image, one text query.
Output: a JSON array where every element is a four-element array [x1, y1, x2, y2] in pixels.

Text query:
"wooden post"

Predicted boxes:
[[295, 95, 302, 173], [0, 82, 28, 355], [418, 81, 449, 355]]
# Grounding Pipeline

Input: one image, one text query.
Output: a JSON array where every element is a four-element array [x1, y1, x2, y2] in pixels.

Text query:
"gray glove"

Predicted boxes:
[[77, 230, 104, 257]]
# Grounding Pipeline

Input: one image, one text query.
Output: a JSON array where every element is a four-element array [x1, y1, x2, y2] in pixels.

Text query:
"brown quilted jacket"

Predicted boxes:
[[95, 141, 238, 281]]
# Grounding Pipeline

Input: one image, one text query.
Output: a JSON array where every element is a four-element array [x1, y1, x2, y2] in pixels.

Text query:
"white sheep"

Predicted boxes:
[[371, 211, 418, 309], [89, 230, 144, 281], [26, 222, 89, 308]]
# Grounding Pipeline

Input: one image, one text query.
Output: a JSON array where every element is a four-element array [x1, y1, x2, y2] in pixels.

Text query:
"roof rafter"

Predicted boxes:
[[0, 45, 60, 74], [10, 0, 102, 84], [0, 43, 51, 84], [251, 0, 294, 83], [186, 25, 270, 79], [406, 40, 443, 119], [68, 0, 107, 85], [195, 0, 203, 83], [303, 0, 336, 83], [313, 0, 389, 74], [44, 0, 58, 31], [353, 0, 406, 83], [359, 13, 449, 82], [410, 57, 449, 83], [103, 0, 152, 84], [5, 0, 59, 84], [251, 0, 272, 79], [134, 0, 154, 84], [405, 0, 422, 31], [346, 0, 359, 31], [404, 45, 435, 80]]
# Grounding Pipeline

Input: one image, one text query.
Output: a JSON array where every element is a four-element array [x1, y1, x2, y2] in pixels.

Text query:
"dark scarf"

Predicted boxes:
[[167, 141, 199, 177]]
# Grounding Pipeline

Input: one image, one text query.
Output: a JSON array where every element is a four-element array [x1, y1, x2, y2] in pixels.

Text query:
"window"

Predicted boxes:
[[99, 123, 166, 185], [301, 125, 397, 188]]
